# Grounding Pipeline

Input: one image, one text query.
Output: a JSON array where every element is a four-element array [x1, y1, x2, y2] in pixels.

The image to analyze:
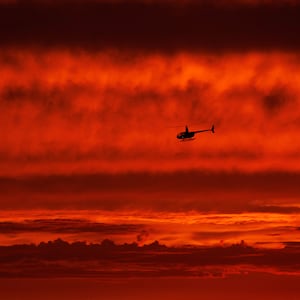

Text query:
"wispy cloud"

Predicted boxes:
[[0, 219, 143, 234], [0, 210, 299, 247]]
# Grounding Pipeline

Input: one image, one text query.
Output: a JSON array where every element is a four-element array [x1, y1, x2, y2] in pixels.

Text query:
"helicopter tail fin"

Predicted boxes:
[[211, 125, 215, 133]]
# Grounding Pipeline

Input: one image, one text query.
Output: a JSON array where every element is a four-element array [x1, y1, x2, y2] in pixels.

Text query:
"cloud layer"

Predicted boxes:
[[1, 2, 300, 51], [1, 172, 300, 212], [1, 50, 300, 175], [0, 210, 299, 248], [1, 239, 300, 278]]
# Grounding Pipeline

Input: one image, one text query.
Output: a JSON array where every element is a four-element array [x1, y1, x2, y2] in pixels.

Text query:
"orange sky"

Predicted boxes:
[[0, 1, 300, 295], [1, 49, 300, 175]]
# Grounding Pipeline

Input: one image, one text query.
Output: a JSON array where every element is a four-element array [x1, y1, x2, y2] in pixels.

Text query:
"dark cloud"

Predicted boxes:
[[193, 225, 299, 241], [0, 239, 299, 278], [263, 90, 286, 113], [262, 87, 294, 115], [0, 219, 143, 234], [284, 241, 300, 248], [253, 205, 300, 214], [0, 2, 300, 51], [136, 230, 150, 243], [0, 171, 300, 211], [1, 85, 75, 109]]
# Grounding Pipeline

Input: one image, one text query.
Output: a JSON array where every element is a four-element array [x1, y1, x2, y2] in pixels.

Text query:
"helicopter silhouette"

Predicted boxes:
[[177, 125, 215, 140]]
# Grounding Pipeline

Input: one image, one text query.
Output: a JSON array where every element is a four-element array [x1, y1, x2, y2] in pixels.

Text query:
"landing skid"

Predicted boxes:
[[180, 138, 195, 142]]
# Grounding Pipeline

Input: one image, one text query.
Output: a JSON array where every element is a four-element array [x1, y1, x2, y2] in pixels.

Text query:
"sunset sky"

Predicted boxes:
[[0, 0, 300, 299]]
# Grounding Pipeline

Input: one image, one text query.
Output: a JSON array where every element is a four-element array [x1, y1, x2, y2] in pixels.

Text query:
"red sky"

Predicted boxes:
[[0, 0, 300, 298], [1, 50, 300, 174]]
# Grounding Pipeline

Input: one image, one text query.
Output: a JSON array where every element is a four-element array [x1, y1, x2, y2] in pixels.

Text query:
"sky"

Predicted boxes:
[[0, 0, 300, 299]]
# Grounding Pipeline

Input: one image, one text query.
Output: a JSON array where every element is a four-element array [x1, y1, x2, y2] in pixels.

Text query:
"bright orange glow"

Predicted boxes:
[[1, 49, 300, 175], [0, 210, 299, 248]]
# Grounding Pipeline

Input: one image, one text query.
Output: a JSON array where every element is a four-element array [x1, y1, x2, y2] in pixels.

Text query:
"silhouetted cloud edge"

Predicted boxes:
[[0, 239, 299, 278]]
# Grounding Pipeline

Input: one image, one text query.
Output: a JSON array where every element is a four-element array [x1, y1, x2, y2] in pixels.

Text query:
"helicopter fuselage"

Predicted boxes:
[[176, 125, 214, 140], [177, 131, 195, 139]]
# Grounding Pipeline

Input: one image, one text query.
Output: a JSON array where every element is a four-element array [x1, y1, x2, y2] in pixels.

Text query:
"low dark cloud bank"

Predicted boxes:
[[0, 239, 299, 278]]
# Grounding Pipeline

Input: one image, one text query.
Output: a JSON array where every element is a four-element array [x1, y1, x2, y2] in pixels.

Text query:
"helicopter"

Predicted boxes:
[[177, 125, 215, 140]]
